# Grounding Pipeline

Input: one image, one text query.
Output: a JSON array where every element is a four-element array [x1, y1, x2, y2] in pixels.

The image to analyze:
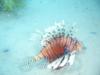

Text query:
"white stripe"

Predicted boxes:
[[47, 51, 76, 70]]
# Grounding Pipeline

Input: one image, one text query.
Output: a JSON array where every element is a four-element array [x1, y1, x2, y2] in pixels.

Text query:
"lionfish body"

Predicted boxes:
[[37, 36, 81, 62], [34, 22, 82, 63], [20, 22, 82, 71]]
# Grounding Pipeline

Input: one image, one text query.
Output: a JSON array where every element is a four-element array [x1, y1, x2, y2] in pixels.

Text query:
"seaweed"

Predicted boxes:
[[0, 0, 25, 12]]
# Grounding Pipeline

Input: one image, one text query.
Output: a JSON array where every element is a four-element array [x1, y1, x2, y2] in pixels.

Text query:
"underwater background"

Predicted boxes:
[[0, 0, 100, 75]]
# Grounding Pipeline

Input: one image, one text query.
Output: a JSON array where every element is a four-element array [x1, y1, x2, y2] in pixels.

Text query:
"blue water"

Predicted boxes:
[[0, 0, 100, 75]]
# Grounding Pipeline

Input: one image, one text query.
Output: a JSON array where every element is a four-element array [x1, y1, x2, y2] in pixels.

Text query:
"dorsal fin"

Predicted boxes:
[[40, 21, 75, 47]]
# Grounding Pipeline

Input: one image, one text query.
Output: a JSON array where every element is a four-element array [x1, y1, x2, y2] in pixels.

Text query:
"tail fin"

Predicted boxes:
[[19, 56, 37, 71], [19, 53, 44, 71]]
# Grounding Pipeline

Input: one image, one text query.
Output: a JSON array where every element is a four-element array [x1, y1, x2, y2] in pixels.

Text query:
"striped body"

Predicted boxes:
[[39, 36, 81, 62]]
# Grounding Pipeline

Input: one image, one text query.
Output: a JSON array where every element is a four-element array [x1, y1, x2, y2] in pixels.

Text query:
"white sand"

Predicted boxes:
[[0, 0, 100, 75]]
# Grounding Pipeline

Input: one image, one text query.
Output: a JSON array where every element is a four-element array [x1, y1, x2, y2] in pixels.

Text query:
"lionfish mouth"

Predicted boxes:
[[34, 21, 82, 63]]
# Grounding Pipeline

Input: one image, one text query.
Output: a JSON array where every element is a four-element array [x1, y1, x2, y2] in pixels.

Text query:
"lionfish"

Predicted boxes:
[[34, 22, 81, 62], [20, 21, 82, 71]]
